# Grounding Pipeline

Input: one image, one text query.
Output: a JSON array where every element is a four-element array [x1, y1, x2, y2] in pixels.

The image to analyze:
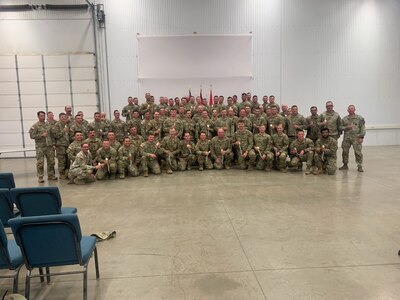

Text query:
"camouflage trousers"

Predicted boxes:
[[255, 151, 274, 170], [288, 151, 314, 169], [178, 155, 196, 171], [69, 167, 94, 182], [118, 161, 139, 177], [140, 156, 161, 175], [56, 145, 69, 174], [96, 163, 117, 180], [163, 154, 178, 171], [235, 149, 256, 169], [314, 153, 336, 175], [342, 138, 363, 167], [196, 154, 213, 169], [213, 153, 233, 170], [35, 146, 55, 178], [274, 152, 288, 170]]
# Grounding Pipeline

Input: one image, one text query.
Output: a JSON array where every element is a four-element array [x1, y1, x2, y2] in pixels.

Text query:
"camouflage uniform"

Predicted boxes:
[[69, 122, 88, 142], [182, 118, 197, 142], [129, 134, 145, 149], [67, 140, 82, 164], [122, 104, 140, 121], [177, 140, 196, 171], [341, 114, 366, 169], [215, 117, 233, 139], [314, 136, 338, 175], [210, 136, 233, 170], [140, 119, 152, 140], [95, 147, 118, 180], [148, 118, 163, 141], [267, 114, 286, 135], [126, 117, 142, 133], [139, 103, 158, 118], [82, 137, 102, 159], [286, 114, 307, 142], [272, 132, 289, 171], [163, 118, 183, 138], [160, 136, 181, 172], [253, 133, 274, 171], [118, 145, 140, 178], [319, 111, 342, 139], [306, 114, 320, 143], [52, 121, 70, 177], [110, 119, 127, 143], [232, 129, 256, 169], [251, 116, 267, 134], [196, 119, 214, 140], [29, 120, 56, 179], [88, 121, 109, 140], [140, 141, 161, 175], [195, 139, 213, 170], [68, 150, 96, 184], [234, 116, 252, 132], [288, 138, 314, 172], [110, 140, 121, 151]]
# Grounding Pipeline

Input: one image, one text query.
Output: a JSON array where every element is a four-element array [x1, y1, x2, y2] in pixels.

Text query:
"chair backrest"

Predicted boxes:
[[0, 189, 15, 227], [0, 222, 11, 268], [0, 173, 16, 190], [11, 187, 63, 217], [9, 214, 83, 269]]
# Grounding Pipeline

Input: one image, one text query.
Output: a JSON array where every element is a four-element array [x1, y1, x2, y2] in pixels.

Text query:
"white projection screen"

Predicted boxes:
[[137, 34, 253, 99]]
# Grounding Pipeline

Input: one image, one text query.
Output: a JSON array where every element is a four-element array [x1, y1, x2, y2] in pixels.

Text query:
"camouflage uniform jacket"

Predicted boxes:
[[272, 133, 289, 152], [289, 138, 314, 155], [178, 140, 195, 158], [52, 121, 70, 147], [306, 114, 320, 141], [253, 133, 273, 154], [232, 129, 254, 152], [95, 147, 118, 163], [316, 136, 338, 158], [210, 136, 232, 160], [161, 136, 180, 156], [341, 114, 366, 140], [195, 139, 212, 155], [70, 151, 95, 172], [110, 119, 127, 142], [29, 121, 53, 147], [118, 145, 140, 165], [286, 114, 307, 137], [82, 137, 102, 157], [67, 141, 82, 162], [319, 111, 342, 138]]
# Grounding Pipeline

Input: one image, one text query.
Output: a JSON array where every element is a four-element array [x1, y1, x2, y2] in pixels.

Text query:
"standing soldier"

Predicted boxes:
[[122, 96, 139, 121], [196, 110, 214, 140], [306, 106, 320, 144], [148, 111, 163, 142], [52, 113, 70, 179], [29, 111, 57, 183], [272, 124, 289, 172], [182, 110, 196, 142], [95, 140, 118, 180], [140, 134, 162, 177], [68, 143, 103, 185], [319, 101, 342, 140], [267, 107, 286, 135], [251, 107, 267, 134], [253, 124, 274, 172], [286, 105, 307, 143], [195, 132, 213, 171], [140, 111, 152, 140], [128, 126, 145, 148], [288, 129, 314, 174], [69, 114, 88, 141], [67, 131, 84, 164], [118, 137, 140, 178], [339, 105, 366, 172], [83, 129, 102, 159], [314, 128, 338, 175], [110, 110, 127, 143], [177, 132, 196, 171], [107, 131, 121, 151], [163, 108, 183, 138], [126, 111, 142, 134], [89, 112, 109, 140], [160, 128, 181, 174], [210, 128, 233, 170], [232, 120, 256, 170]]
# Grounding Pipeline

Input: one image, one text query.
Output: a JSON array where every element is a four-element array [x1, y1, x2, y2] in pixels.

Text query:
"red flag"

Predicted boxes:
[[209, 85, 213, 106]]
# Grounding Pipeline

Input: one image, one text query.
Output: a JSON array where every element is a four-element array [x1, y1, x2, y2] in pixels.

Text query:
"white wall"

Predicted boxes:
[[1, 0, 399, 146]]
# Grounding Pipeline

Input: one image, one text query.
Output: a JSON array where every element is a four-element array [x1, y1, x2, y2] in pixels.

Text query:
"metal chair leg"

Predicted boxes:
[[12, 265, 22, 293], [94, 247, 100, 279], [39, 267, 44, 283], [46, 267, 51, 283], [25, 269, 31, 300], [83, 267, 88, 300]]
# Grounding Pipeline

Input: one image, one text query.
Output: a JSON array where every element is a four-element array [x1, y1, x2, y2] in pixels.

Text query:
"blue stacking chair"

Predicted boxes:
[[9, 214, 100, 300], [0, 189, 19, 228], [0, 173, 16, 190], [11, 187, 77, 217], [0, 222, 23, 293]]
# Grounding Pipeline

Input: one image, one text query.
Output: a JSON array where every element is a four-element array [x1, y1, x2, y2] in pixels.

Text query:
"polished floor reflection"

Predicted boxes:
[[1, 146, 400, 299]]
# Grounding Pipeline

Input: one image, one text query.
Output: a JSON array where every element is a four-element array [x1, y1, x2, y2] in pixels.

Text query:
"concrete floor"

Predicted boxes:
[[1, 146, 400, 300]]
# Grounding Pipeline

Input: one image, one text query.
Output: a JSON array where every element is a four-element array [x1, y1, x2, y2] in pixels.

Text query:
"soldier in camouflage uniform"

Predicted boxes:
[[339, 105, 366, 172], [68, 131, 84, 161], [318, 101, 342, 140], [89, 112, 109, 140], [215, 109, 233, 139], [52, 113, 70, 179], [160, 127, 181, 174], [163, 109, 183, 138], [68, 143, 103, 185], [126, 111, 142, 134], [118, 137, 140, 178], [148, 111, 163, 142], [182, 110, 196, 142], [305, 106, 320, 144], [196, 110, 214, 140], [234, 109, 252, 132], [83, 130, 102, 161], [210, 128, 233, 170], [251, 108, 267, 134], [128, 126, 145, 149], [288, 129, 314, 174], [139, 96, 158, 118], [267, 107, 286, 135], [107, 131, 122, 151], [140, 111, 152, 140], [140, 134, 162, 177], [314, 128, 338, 175], [286, 105, 307, 143], [253, 125, 274, 171], [95, 140, 118, 180], [177, 132, 196, 171], [110, 110, 127, 143], [232, 120, 256, 170], [195, 132, 213, 171], [69, 114, 88, 142], [29, 111, 57, 183], [272, 124, 289, 172], [121, 96, 140, 121]]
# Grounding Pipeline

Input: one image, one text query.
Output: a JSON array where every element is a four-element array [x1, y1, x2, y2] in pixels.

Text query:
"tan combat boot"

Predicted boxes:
[[339, 164, 348, 170]]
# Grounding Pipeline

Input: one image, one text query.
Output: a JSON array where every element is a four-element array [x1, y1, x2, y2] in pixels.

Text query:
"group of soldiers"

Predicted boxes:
[[29, 92, 366, 184]]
